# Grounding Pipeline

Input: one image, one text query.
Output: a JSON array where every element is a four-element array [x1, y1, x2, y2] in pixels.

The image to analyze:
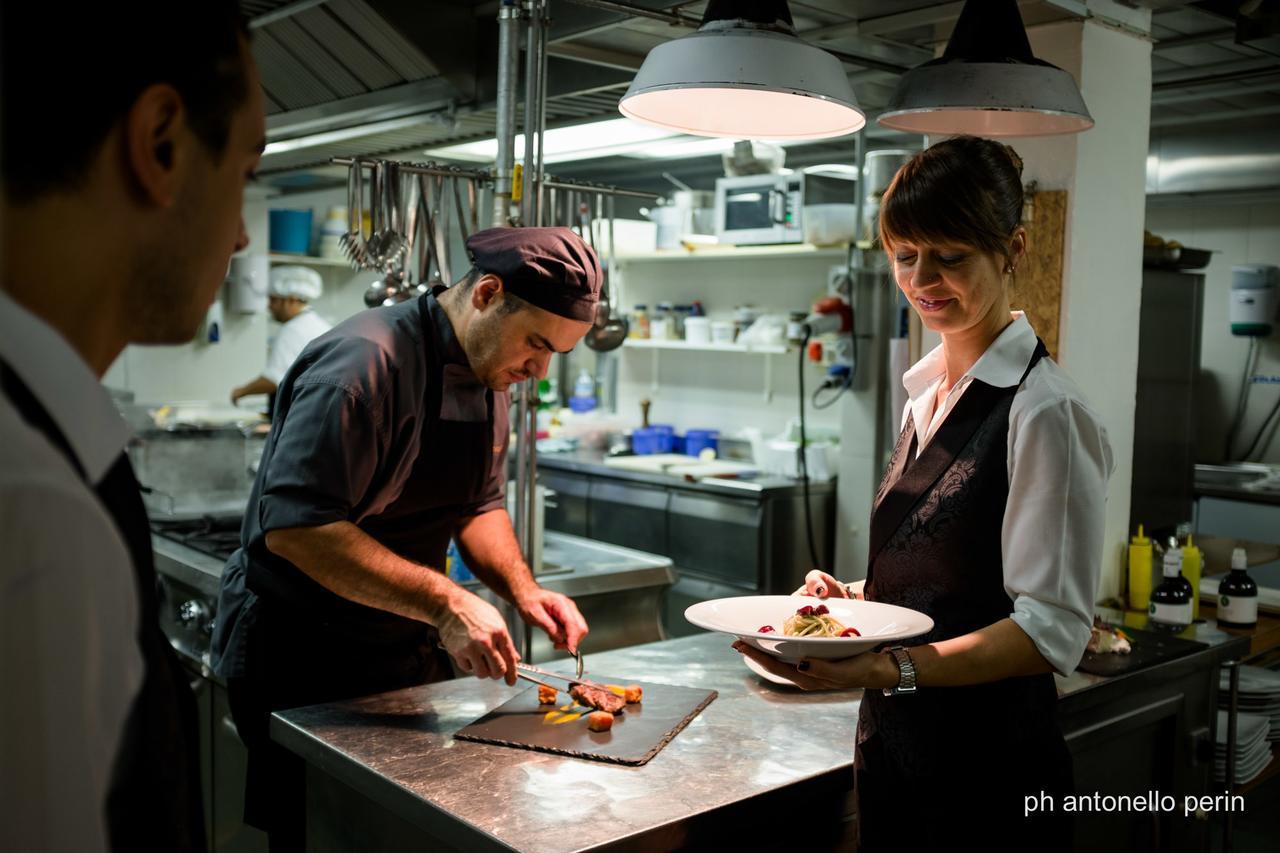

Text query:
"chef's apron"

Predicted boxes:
[[1, 361, 206, 853], [854, 339, 1074, 852], [229, 312, 501, 849]]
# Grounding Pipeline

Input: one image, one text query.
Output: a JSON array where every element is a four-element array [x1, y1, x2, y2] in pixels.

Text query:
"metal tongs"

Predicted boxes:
[[515, 652, 608, 692]]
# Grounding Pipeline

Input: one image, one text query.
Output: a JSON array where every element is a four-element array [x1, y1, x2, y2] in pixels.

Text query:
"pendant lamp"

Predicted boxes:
[[877, 0, 1093, 137], [618, 0, 865, 141]]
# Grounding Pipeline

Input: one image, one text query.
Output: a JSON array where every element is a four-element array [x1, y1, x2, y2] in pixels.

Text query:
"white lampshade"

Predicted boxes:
[[620, 24, 865, 141], [878, 62, 1093, 137], [877, 0, 1093, 138]]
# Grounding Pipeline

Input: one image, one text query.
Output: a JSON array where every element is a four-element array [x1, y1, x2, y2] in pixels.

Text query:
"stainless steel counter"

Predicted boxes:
[[538, 449, 836, 497], [272, 620, 1251, 852], [272, 633, 861, 852]]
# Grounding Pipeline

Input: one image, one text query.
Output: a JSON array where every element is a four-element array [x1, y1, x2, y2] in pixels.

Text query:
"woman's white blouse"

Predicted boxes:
[[900, 312, 1115, 676]]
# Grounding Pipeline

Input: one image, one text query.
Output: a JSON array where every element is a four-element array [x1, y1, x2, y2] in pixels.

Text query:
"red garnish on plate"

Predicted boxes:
[[758, 625, 775, 633], [796, 605, 814, 616], [840, 627, 861, 637], [814, 604, 830, 616]]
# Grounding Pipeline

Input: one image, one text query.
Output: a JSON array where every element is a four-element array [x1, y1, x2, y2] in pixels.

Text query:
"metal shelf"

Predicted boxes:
[[622, 338, 790, 355], [615, 244, 852, 263], [267, 253, 354, 268]]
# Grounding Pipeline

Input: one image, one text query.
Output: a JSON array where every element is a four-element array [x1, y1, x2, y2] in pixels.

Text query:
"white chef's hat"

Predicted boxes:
[[268, 266, 323, 302]]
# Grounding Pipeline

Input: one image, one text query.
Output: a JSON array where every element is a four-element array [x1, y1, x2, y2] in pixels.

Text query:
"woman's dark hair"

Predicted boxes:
[[1, 2, 251, 204], [878, 136, 1025, 264]]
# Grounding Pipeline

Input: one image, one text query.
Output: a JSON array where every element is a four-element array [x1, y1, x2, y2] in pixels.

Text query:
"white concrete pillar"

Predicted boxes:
[[1016, 5, 1153, 600]]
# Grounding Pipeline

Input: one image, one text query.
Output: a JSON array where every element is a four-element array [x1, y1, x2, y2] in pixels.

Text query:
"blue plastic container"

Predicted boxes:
[[632, 427, 659, 455], [651, 424, 675, 453], [684, 429, 720, 457], [269, 209, 313, 254], [632, 424, 675, 455]]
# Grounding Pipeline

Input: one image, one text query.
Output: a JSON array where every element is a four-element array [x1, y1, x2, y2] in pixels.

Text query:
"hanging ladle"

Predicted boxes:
[[586, 193, 628, 352]]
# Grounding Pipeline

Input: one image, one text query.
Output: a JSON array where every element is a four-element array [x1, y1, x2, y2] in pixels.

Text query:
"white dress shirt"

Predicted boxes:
[[900, 312, 1114, 676], [263, 307, 332, 385], [0, 291, 143, 853]]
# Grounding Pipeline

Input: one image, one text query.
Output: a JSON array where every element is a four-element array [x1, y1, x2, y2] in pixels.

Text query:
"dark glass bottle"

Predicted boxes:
[[1218, 547, 1259, 629], [1149, 537, 1193, 630]]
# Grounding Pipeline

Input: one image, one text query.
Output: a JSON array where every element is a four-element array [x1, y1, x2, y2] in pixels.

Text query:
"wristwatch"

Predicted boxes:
[[883, 645, 917, 696]]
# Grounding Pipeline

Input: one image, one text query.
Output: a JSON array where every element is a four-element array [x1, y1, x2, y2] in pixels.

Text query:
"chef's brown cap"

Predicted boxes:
[[465, 226, 602, 323]]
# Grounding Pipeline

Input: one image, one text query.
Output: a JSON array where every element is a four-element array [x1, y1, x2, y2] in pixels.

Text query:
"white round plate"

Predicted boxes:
[[685, 594, 933, 662], [742, 654, 800, 687]]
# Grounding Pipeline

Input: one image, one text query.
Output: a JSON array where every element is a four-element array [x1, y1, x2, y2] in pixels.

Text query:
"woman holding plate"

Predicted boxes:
[[734, 136, 1113, 851]]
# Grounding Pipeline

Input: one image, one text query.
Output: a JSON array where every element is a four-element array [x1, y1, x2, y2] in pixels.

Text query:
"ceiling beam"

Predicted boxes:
[[265, 76, 460, 139]]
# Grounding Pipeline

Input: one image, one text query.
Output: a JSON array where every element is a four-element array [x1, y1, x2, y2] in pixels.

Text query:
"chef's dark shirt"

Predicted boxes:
[[211, 288, 509, 678]]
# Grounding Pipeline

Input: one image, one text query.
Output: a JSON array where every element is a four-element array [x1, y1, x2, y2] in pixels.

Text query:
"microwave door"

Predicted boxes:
[[719, 183, 785, 244]]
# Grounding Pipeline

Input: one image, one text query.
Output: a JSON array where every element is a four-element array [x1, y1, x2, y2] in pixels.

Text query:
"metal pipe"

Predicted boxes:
[[559, 0, 700, 28], [493, 1, 523, 226], [521, 0, 542, 226], [540, 178, 661, 200], [533, 0, 550, 226], [331, 158, 490, 182]]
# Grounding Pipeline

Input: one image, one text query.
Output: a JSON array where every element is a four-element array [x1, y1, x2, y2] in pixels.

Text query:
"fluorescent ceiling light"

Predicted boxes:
[[427, 118, 676, 164], [877, 0, 1093, 137], [619, 1, 865, 141]]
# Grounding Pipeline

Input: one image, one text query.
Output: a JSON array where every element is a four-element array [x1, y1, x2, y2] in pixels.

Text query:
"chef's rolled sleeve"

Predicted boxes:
[[259, 379, 384, 532], [1002, 394, 1114, 676]]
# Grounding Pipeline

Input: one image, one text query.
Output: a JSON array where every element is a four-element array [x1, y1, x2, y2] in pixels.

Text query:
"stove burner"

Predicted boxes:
[[152, 514, 243, 561]]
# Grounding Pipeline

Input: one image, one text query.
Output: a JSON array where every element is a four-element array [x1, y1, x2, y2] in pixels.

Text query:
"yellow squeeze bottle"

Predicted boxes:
[[1128, 524, 1154, 611], [1182, 534, 1203, 620]]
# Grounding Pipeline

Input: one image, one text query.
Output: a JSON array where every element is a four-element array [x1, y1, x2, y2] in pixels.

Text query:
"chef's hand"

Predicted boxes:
[[230, 387, 246, 405], [732, 641, 896, 692], [437, 589, 521, 685], [792, 570, 860, 599], [514, 587, 589, 654]]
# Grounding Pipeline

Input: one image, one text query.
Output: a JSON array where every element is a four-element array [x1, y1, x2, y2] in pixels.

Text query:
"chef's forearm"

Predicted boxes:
[[454, 509, 537, 603], [908, 618, 1054, 687], [233, 376, 276, 398], [265, 521, 464, 626]]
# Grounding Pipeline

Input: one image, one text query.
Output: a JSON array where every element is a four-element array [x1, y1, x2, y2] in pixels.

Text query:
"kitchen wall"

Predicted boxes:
[[105, 187, 382, 404], [105, 187, 852, 445], [1145, 199, 1280, 465], [603, 253, 850, 437]]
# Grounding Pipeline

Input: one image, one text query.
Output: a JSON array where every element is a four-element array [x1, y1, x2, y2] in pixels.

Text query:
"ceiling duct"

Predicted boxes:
[[1147, 118, 1280, 198]]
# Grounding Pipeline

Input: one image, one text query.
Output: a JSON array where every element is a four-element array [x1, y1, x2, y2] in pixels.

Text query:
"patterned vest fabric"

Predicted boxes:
[[1, 363, 206, 853], [855, 341, 1073, 846]]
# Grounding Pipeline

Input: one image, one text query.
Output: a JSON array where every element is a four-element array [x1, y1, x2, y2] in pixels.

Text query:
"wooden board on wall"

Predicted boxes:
[[1013, 189, 1068, 360]]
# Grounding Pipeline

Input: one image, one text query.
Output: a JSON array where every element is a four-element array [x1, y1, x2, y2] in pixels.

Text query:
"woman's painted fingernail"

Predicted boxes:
[[815, 586, 826, 596], [797, 661, 810, 672]]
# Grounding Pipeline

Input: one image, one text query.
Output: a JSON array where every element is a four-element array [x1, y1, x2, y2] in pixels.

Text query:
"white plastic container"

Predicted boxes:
[[711, 320, 735, 344], [684, 316, 712, 344], [802, 204, 858, 246]]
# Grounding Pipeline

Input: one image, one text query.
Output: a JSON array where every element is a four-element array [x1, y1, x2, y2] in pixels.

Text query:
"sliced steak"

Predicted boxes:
[[570, 683, 626, 714]]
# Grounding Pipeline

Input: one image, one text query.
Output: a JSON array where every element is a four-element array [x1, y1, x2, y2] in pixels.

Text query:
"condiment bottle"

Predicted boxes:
[[1218, 547, 1259, 629], [1149, 536, 1194, 630], [629, 304, 650, 339], [1127, 524, 1154, 611], [1181, 533, 1203, 620]]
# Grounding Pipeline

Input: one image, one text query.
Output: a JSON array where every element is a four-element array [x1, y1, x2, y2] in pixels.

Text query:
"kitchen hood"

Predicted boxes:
[[248, 0, 634, 179]]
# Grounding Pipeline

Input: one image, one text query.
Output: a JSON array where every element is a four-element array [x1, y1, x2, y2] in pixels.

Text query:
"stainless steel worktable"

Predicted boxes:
[[272, 633, 862, 852], [271, 620, 1249, 852]]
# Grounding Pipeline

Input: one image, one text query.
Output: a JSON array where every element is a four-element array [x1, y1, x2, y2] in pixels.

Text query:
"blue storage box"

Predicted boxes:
[[269, 209, 313, 254]]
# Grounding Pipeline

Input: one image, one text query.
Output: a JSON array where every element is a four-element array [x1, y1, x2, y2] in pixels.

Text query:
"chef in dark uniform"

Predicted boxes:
[[735, 137, 1114, 850], [211, 226, 599, 850]]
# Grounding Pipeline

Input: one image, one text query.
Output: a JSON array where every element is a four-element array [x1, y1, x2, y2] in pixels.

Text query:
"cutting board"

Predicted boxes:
[[602, 454, 693, 473], [454, 678, 716, 766], [1076, 626, 1207, 677]]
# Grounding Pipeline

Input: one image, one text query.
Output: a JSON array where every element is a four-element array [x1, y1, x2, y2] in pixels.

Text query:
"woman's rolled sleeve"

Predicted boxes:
[[1003, 394, 1114, 676]]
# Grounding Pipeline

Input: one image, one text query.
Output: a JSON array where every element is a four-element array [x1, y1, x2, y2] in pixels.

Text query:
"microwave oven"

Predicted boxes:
[[714, 171, 856, 245]]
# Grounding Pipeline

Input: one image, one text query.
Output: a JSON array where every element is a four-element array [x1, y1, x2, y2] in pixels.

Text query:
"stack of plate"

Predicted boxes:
[[1219, 665, 1280, 742], [1214, 711, 1273, 785]]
